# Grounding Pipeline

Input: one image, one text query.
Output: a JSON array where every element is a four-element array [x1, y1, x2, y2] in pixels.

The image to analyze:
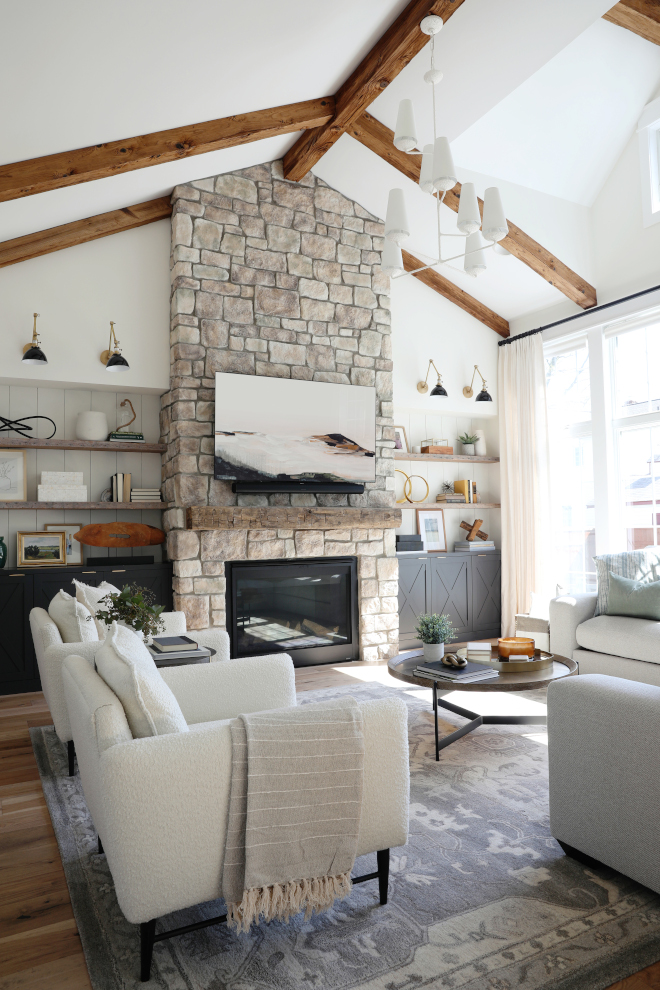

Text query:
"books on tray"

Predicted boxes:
[[131, 488, 163, 502], [107, 431, 145, 442], [436, 495, 466, 503], [148, 646, 212, 663], [454, 541, 496, 551], [414, 659, 496, 683], [151, 636, 199, 653]]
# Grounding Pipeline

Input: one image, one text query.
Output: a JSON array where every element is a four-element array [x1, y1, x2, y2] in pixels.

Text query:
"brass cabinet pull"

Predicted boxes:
[[82, 571, 96, 574], [112, 569, 126, 573], [9, 573, 25, 577]]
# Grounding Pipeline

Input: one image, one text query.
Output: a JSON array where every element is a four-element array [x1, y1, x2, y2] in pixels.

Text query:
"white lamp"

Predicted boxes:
[[394, 99, 418, 152], [384, 188, 410, 245], [456, 182, 481, 234], [482, 187, 508, 242], [464, 232, 487, 277], [382, 239, 404, 276], [419, 144, 434, 193], [432, 137, 457, 192]]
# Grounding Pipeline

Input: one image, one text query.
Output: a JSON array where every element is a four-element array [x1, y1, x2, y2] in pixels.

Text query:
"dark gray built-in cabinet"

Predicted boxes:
[[398, 551, 501, 648], [0, 563, 173, 695]]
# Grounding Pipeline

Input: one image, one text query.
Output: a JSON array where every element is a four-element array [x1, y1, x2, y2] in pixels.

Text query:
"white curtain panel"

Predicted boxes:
[[498, 334, 551, 636]]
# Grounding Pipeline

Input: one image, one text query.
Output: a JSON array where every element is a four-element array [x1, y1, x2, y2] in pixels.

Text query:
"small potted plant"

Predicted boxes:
[[95, 583, 166, 641], [457, 432, 479, 456], [415, 613, 454, 661]]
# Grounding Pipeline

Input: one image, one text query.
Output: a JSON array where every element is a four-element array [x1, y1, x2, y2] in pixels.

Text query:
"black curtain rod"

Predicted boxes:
[[498, 282, 660, 346]]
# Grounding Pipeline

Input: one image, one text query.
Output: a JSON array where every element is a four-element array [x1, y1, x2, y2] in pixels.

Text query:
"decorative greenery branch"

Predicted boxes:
[[96, 584, 166, 638]]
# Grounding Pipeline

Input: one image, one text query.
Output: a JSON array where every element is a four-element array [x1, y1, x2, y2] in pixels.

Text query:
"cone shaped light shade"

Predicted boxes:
[[381, 239, 404, 276], [482, 187, 508, 242], [419, 144, 434, 194], [432, 137, 457, 192], [464, 232, 487, 276], [384, 188, 410, 245], [394, 99, 418, 152], [456, 182, 481, 234]]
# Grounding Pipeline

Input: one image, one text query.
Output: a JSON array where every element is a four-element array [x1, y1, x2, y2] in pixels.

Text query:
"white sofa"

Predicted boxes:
[[62, 652, 410, 981], [549, 593, 660, 686], [30, 606, 230, 771]]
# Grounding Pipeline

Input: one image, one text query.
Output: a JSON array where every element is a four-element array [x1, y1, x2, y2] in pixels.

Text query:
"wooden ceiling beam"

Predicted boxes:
[[402, 249, 509, 337], [0, 98, 335, 203], [282, 0, 466, 182], [350, 111, 598, 310], [603, 1, 660, 45], [0, 198, 173, 268]]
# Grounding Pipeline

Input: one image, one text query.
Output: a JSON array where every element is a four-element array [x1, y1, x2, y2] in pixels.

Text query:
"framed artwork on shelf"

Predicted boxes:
[[393, 426, 409, 452], [44, 523, 84, 565], [416, 508, 447, 552], [17, 531, 66, 567], [0, 450, 27, 501]]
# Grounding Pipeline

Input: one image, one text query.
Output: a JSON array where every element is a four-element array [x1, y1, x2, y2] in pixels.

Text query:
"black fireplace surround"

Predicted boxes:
[[225, 556, 358, 666]]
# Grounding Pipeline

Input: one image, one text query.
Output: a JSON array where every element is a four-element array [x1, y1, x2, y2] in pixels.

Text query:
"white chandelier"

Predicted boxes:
[[382, 14, 509, 281]]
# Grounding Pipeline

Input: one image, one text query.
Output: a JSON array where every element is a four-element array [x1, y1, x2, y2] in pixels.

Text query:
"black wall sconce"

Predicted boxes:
[[22, 313, 48, 365], [100, 321, 130, 372], [463, 365, 492, 402], [417, 359, 447, 396]]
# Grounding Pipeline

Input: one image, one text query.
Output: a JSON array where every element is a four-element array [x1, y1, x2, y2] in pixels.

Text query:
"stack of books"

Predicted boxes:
[[147, 635, 212, 665], [466, 641, 493, 661], [454, 540, 497, 552], [396, 534, 423, 553], [108, 431, 145, 443], [414, 658, 496, 683], [436, 493, 466, 504], [111, 472, 131, 502], [131, 488, 162, 503]]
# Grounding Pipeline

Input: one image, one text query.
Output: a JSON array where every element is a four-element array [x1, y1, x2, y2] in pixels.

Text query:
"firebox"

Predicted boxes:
[[225, 556, 358, 666]]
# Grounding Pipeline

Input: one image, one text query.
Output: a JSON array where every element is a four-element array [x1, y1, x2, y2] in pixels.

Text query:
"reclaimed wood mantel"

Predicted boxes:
[[186, 506, 402, 531]]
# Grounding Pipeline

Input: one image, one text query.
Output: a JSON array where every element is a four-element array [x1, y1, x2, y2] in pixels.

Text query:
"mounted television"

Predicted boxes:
[[214, 373, 376, 487]]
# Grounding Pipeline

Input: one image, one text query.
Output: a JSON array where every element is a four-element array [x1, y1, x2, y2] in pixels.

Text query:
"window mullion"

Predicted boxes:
[[587, 328, 615, 554]]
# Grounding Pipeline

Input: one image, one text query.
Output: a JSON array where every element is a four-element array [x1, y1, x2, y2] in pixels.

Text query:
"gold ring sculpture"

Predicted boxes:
[[396, 470, 430, 504]]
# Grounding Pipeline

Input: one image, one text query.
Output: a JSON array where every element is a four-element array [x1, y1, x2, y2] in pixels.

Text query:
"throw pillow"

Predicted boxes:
[[95, 622, 188, 738], [73, 579, 120, 637], [606, 571, 660, 621], [48, 590, 98, 644], [593, 549, 660, 615]]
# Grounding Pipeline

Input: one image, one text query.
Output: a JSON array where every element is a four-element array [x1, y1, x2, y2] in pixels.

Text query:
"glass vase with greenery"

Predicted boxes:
[[95, 584, 166, 640], [415, 613, 454, 660]]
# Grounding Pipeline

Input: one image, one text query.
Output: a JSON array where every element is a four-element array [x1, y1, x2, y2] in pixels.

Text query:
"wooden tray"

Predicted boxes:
[[456, 647, 554, 673]]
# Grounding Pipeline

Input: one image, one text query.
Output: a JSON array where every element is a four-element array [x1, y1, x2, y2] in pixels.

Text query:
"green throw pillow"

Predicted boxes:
[[606, 570, 660, 621]]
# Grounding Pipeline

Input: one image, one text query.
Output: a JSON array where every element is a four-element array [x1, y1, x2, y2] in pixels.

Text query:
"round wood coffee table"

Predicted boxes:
[[388, 648, 577, 760]]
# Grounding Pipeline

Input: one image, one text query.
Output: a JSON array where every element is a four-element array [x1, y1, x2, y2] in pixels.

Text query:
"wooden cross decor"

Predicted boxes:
[[460, 519, 488, 542]]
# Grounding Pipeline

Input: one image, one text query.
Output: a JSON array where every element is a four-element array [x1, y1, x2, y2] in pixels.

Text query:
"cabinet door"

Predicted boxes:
[[32, 567, 82, 612], [429, 555, 471, 641], [398, 557, 428, 647], [0, 573, 36, 693], [472, 554, 502, 636], [99, 565, 173, 611]]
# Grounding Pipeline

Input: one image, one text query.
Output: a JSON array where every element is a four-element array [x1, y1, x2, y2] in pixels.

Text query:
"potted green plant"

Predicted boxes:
[[95, 583, 166, 641], [457, 432, 479, 456], [415, 613, 454, 660]]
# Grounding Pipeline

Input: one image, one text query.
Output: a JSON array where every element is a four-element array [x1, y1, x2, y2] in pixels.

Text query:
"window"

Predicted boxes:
[[612, 322, 660, 417], [617, 424, 660, 550], [637, 95, 660, 228]]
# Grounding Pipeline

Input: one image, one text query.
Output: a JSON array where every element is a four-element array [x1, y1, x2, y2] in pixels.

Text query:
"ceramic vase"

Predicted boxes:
[[463, 443, 475, 456], [423, 642, 444, 661], [76, 411, 108, 441], [474, 430, 487, 456], [0, 536, 6, 569]]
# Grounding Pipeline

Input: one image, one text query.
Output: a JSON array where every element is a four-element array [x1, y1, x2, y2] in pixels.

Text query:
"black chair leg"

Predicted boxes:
[[140, 920, 156, 982], [98, 836, 104, 855], [377, 848, 390, 905], [67, 740, 75, 777]]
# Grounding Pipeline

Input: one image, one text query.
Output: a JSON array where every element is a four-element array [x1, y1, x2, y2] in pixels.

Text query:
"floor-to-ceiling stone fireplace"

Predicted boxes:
[[161, 161, 400, 661]]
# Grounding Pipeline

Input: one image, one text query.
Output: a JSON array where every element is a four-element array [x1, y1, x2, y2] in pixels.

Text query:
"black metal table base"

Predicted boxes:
[[432, 682, 546, 760]]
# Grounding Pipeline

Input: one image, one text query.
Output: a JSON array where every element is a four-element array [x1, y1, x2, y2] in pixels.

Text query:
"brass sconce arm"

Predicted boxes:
[[100, 321, 121, 365], [417, 359, 445, 394], [463, 364, 488, 398]]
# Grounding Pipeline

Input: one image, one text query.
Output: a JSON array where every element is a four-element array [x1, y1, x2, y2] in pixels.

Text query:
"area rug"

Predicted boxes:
[[31, 683, 660, 990]]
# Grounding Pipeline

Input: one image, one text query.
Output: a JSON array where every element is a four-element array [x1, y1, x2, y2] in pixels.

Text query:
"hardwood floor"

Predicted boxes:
[[0, 667, 658, 989]]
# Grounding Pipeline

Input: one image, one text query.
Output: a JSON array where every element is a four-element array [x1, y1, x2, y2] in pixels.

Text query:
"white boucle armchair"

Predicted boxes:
[[30, 606, 229, 773], [61, 652, 410, 982]]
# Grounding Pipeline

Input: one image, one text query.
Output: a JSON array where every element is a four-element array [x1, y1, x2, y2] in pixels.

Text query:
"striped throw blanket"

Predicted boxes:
[[221, 697, 364, 932]]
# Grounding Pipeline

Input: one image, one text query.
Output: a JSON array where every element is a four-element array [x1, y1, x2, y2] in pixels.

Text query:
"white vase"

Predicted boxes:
[[423, 642, 445, 661], [76, 411, 108, 441], [463, 443, 475, 456], [474, 430, 487, 456]]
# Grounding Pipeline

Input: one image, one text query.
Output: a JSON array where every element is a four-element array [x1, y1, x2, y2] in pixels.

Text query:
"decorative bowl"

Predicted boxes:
[[498, 636, 535, 658], [457, 647, 554, 673]]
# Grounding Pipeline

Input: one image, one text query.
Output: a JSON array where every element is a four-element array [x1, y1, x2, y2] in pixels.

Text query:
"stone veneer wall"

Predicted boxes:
[[161, 160, 398, 661]]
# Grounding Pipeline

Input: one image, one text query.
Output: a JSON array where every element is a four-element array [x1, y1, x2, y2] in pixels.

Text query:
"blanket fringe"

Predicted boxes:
[[227, 871, 353, 933]]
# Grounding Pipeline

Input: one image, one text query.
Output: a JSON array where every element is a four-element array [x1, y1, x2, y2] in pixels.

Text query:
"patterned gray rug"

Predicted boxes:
[[31, 682, 660, 990]]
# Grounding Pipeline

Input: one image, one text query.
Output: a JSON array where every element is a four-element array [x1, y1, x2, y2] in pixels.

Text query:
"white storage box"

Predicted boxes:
[[37, 485, 88, 502]]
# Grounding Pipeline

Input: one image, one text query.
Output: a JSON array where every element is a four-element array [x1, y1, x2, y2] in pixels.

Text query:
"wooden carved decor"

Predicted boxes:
[[74, 522, 165, 547], [460, 519, 488, 542]]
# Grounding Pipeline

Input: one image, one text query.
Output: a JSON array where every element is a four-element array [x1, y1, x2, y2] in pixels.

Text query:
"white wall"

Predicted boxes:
[[0, 221, 171, 393], [0, 385, 163, 567], [391, 273, 501, 547]]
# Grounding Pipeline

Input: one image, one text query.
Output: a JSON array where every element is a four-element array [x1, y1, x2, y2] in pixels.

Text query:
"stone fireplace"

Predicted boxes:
[[161, 160, 400, 661]]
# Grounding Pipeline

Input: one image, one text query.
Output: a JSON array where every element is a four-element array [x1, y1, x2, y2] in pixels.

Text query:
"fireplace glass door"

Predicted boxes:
[[226, 556, 358, 666]]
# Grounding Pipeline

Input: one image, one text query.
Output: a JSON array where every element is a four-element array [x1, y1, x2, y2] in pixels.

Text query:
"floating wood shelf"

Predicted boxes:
[[398, 502, 501, 509], [1, 502, 165, 510], [394, 451, 499, 463], [0, 438, 166, 453]]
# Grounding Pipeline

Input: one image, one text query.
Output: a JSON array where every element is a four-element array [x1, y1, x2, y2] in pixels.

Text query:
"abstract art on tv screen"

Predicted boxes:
[[214, 374, 376, 483]]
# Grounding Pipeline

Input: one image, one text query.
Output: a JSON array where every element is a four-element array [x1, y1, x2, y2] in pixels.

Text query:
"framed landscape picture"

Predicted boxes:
[[44, 523, 83, 565], [416, 508, 447, 552], [0, 450, 27, 502], [17, 531, 66, 567]]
